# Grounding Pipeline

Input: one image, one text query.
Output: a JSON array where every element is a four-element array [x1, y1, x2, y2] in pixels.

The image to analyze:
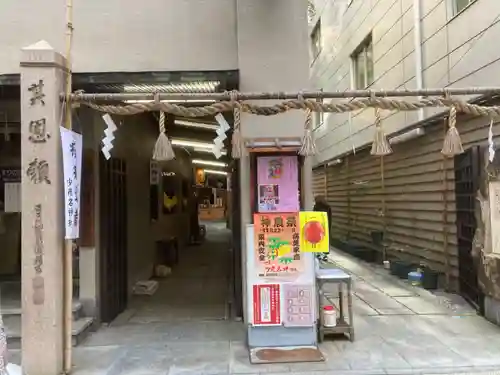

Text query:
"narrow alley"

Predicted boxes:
[[7, 222, 500, 375]]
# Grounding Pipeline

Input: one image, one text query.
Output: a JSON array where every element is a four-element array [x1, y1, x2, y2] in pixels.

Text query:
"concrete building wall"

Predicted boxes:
[[235, 0, 310, 325], [309, 0, 500, 163], [237, 0, 311, 139], [0, 0, 238, 74]]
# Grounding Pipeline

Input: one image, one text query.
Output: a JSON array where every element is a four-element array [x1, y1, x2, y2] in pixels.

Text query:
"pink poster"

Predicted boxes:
[[257, 156, 299, 213]]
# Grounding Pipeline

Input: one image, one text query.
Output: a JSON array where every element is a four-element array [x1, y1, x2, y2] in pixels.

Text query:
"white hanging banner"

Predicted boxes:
[[215, 113, 230, 132], [216, 128, 227, 141], [214, 137, 224, 147], [101, 114, 117, 160], [488, 119, 495, 163], [60, 127, 83, 239]]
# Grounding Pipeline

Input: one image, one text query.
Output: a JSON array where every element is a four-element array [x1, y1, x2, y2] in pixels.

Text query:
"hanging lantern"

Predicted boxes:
[[303, 220, 325, 245]]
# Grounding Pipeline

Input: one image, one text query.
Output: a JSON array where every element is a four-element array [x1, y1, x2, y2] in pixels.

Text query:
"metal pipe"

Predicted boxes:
[[66, 88, 500, 102], [413, 0, 425, 121]]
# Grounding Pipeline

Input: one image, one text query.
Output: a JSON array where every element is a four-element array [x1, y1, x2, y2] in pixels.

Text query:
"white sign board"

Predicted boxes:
[[245, 224, 317, 326], [60, 127, 83, 239]]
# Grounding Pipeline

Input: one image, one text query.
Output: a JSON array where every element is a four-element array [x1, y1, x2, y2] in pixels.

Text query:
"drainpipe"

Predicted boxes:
[[413, 0, 424, 121]]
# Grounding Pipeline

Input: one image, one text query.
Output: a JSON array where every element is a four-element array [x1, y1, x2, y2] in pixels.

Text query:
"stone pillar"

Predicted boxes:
[[20, 40, 66, 375], [236, 0, 310, 247], [236, 1, 313, 345], [302, 157, 314, 210]]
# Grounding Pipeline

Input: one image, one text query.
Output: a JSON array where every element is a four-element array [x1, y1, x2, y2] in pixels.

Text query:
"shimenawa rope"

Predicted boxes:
[[81, 97, 500, 118], [79, 93, 500, 158]]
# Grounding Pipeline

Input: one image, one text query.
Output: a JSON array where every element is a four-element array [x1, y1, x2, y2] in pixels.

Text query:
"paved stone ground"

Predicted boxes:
[[6, 223, 500, 374]]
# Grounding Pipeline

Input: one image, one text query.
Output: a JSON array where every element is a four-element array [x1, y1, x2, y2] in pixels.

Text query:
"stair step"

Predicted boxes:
[[4, 317, 95, 349], [1, 300, 83, 320]]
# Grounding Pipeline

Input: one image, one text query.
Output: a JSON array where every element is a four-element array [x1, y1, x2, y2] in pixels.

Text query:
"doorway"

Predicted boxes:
[[454, 145, 485, 312], [99, 156, 128, 323]]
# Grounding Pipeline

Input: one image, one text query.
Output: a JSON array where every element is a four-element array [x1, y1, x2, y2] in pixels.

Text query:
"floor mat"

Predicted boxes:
[[250, 345, 324, 364]]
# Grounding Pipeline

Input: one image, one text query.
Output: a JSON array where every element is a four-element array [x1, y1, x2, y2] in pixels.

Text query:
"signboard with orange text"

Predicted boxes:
[[254, 213, 303, 279]]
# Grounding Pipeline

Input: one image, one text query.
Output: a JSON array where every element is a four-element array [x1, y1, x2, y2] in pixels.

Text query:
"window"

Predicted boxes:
[[452, 0, 476, 15], [352, 35, 374, 89], [311, 20, 322, 61]]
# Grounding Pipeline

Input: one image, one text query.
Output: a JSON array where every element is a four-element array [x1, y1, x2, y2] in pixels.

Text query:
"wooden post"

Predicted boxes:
[[346, 157, 351, 241], [442, 119, 451, 291], [380, 155, 387, 261], [63, 0, 74, 370]]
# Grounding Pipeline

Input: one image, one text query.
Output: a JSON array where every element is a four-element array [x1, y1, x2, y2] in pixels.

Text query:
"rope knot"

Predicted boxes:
[[229, 90, 241, 110], [441, 91, 464, 157], [230, 90, 244, 159], [153, 92, 161, 111]]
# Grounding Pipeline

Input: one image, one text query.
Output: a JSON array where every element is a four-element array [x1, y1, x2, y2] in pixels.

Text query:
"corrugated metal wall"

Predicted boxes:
[[312, 166, 326, 199], [325, 121, 459, 278], [326, 159, 350, 242]]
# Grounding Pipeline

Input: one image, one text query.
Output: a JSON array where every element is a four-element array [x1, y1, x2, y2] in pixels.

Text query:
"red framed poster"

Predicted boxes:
[[252, 284, 281, 325]]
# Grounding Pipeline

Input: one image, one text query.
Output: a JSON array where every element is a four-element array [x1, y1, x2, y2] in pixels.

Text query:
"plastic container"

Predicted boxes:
[[322, 305, 337, 327], [391, 260, 415, 279], [422, 268, 439, 290], [408, 271, 423, 287]]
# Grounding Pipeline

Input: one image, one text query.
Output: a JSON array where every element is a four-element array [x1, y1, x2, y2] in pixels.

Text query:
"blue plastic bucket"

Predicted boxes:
[[408, 271, 422, 287]]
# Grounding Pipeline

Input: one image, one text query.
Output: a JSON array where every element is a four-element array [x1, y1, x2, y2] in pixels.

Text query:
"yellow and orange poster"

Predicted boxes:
[[254, 213, 303, 278], [299, 211, 329, 253]]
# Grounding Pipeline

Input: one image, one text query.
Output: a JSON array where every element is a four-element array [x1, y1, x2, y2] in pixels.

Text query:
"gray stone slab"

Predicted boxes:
[[384, 334, 472, 368], [371, 283, 418, 298], [352, 296, 380, 316], [394, 296, 451, 315], [420, 315, 500, 338], [434, 335, 500, 367], [107, 345, 172, 375], [335, 335, 411, 370], [72, 346, 126, 375], [168, 342, 230, 375], [355, 290, 405, 309], [375, 307, 414, 315], [384, 367, 480, 375]]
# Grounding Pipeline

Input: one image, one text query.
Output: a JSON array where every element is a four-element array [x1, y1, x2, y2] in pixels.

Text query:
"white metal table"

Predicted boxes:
[[316, 266, 355, 342]]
